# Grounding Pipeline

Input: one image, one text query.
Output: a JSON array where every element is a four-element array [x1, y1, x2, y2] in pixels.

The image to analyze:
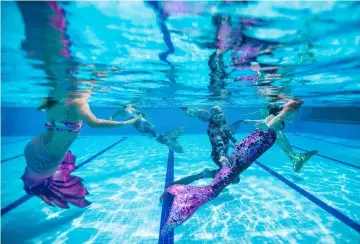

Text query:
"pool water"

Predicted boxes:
[[1, 1, 360, 243], [1, 133, 359, 243]]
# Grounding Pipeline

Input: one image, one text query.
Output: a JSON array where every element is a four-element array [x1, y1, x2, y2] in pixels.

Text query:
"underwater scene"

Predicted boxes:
[[1, 1, 360, 244]]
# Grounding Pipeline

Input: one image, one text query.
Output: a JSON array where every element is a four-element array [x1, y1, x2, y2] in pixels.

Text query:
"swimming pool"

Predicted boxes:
[[1, 132, 359, 243], [1, 0, 360, 243]]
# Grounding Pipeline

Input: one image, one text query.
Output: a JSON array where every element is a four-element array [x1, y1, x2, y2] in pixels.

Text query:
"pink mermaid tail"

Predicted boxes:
[[21, 151, 91, 208], [161, 129, 277, 234], [161, 184, 213, 234]]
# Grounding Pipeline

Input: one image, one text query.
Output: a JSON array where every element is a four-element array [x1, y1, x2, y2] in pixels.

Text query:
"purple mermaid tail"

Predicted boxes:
[[160, 184, 213, 234], [21, 151, 91, 209], [161, 129, 277, 234]]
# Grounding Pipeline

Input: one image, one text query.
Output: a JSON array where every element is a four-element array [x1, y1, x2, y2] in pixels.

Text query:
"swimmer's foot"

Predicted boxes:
[[292, 150, 319, 173]]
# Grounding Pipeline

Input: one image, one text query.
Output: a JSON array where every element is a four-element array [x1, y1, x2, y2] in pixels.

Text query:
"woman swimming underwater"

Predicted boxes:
[[244, 104, 318, 172], [110, 104, 185, 153], [160, 99, 303, 234]]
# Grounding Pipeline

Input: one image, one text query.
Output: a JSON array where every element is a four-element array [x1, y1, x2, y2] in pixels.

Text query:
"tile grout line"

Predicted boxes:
[[255, 160, 360, 233], [292, 133, 360, 150], [158, 150, 175, 244]]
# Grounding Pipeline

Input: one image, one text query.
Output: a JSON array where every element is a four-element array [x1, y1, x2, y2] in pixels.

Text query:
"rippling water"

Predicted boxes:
[[1, 1, 360, 107]]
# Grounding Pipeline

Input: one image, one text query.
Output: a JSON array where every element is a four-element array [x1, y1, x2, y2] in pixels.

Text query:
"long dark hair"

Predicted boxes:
[[37, 97, 57, 111]]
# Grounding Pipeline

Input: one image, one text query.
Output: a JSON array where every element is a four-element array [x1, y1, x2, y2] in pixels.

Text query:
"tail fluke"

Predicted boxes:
[[166, 140, 184, 153], [157, 127, 185, 153], [161, 184, 213, 235], [292, 150, 318, 173], [21, 151, 91, 209], [165, 126, 184, 140], [228, 120, 244, 134]]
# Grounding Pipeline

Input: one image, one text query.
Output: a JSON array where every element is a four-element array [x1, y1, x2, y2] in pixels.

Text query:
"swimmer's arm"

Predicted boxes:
[[266, 110, 287, 129], [243, 119, 266, 125], [267, 99, 302, 128], [74, 99, 139, 128]]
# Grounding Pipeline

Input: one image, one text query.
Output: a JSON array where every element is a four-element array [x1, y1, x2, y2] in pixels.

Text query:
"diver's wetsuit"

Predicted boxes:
[[207, 121, 237, 168]]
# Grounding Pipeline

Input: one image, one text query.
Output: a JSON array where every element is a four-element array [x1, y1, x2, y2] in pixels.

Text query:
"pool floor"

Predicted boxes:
[[1, 133, 360, 243]]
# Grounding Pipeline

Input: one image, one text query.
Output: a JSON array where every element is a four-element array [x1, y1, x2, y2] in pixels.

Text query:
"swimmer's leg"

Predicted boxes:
[[276, 131, 296, 159]]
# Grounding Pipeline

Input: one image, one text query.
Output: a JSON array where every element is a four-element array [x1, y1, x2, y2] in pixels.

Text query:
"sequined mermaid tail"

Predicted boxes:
[[21, 151, 91, 208], [161, 129, 277, 234], [161, 184, 213, 235]]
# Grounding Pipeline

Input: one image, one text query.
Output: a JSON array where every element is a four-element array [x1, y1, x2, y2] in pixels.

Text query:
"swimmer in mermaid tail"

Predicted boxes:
[[243, 104, 318, 172], [168, 106, 243, 186], [22, 93, 140, 209], [180, 106, 243, 134], [110, 104, 185, 153], [160, 99, 303, 234], [110, 104, 156, 137], [17, 1, 141, 209]]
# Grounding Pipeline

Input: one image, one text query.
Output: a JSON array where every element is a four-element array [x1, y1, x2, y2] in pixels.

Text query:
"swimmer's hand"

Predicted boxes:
[[219, 156, 231, 167]]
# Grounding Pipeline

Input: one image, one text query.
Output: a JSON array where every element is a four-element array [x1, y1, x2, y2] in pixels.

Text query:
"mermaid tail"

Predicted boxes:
[[161, 129, 277, 234], [161, 184, 213, 235], [165, 127, 184, 140], [21, 151, 91, 208], [292, 150, 319, 173], [228, 120, 244, 134], [156, 127, 185, 153]]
